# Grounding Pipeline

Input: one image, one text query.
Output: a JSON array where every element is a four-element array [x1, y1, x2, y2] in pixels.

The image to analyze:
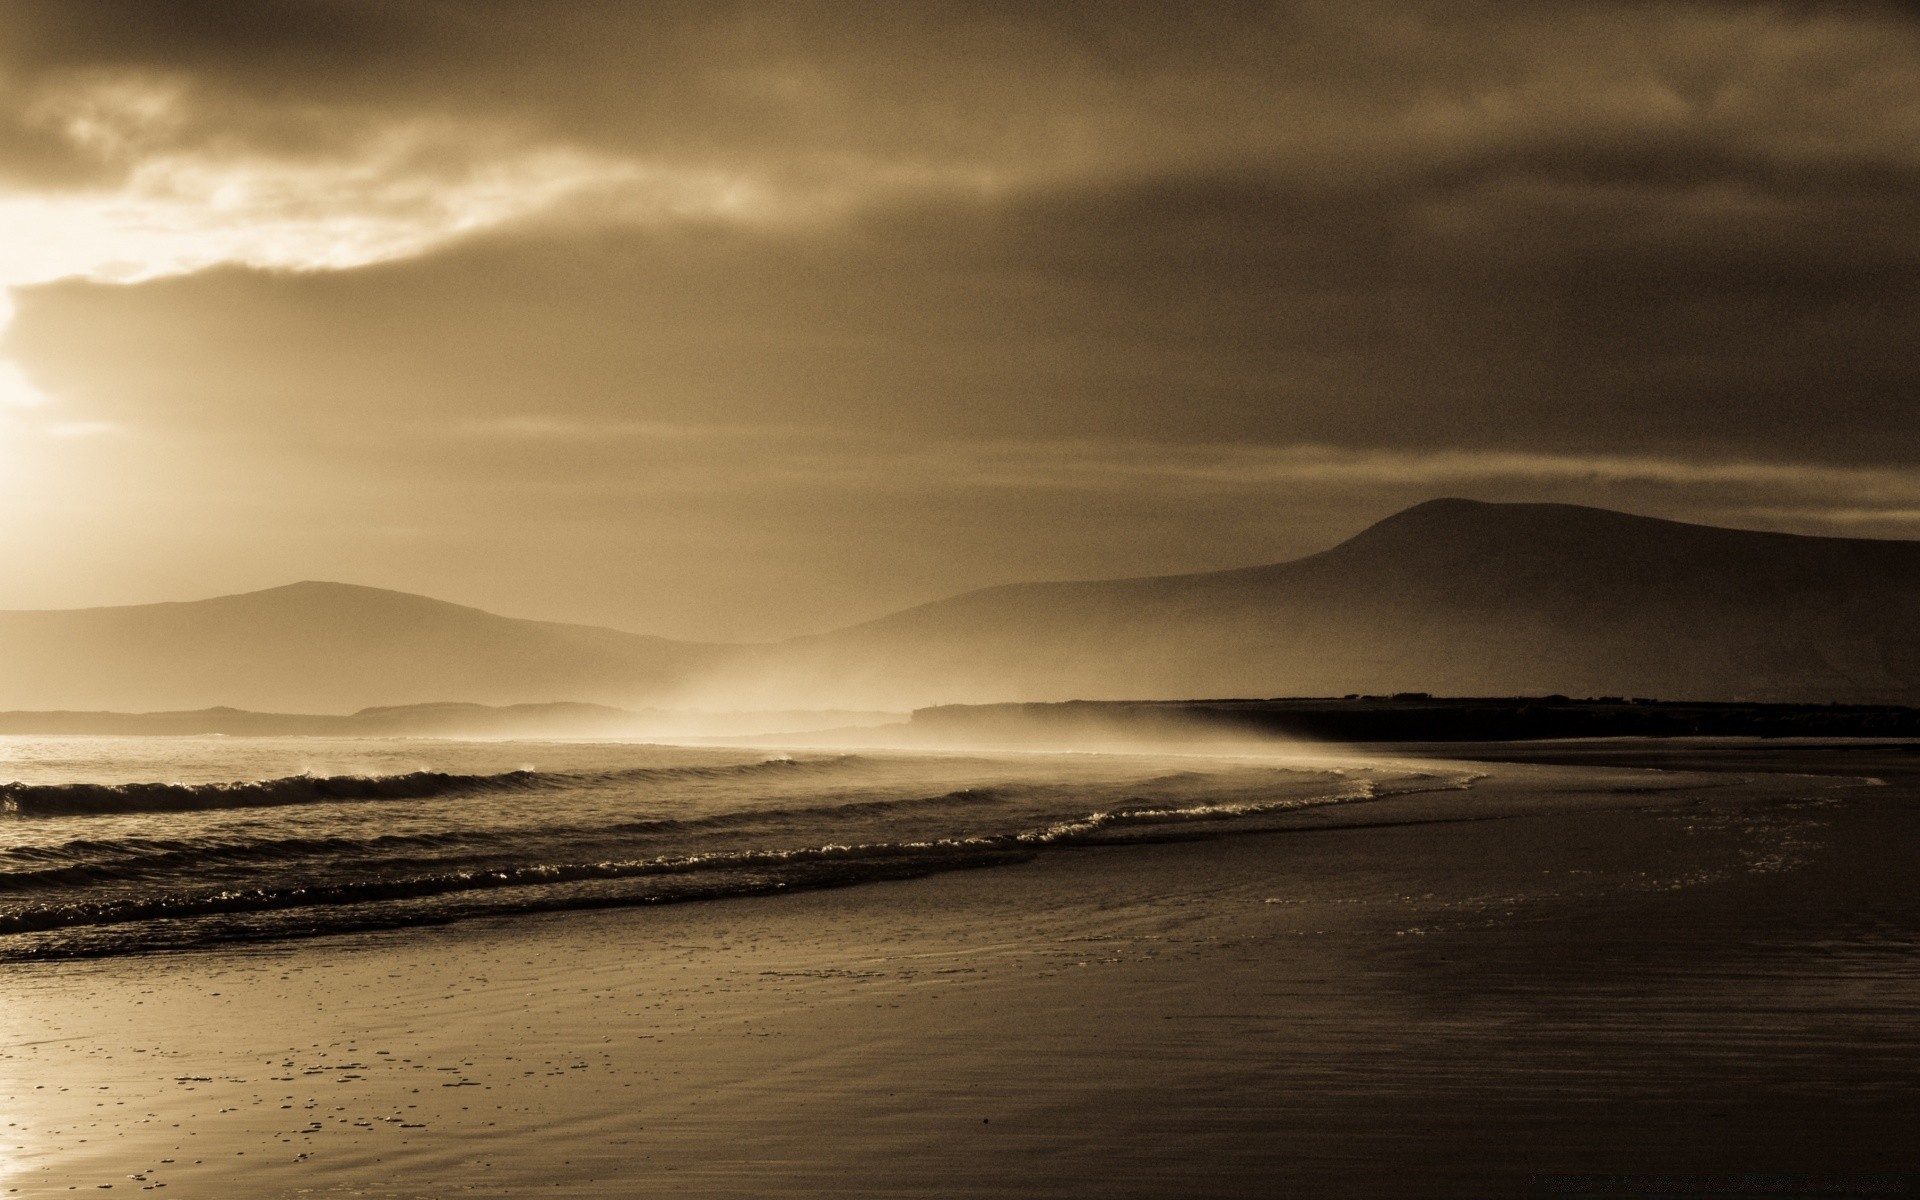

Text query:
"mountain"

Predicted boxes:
[[712, 499, 1920, 708], [0, 581, 729, 713], [0, 701, 643, 738], [0, 701, 902, 739], [8, 500, 1920, 714]]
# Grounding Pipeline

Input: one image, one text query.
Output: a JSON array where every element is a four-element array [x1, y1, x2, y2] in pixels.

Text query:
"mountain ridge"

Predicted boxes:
[[0, 577, 731, 713], [7, 499, 1920, 711], [725, 498, 1920, 707]]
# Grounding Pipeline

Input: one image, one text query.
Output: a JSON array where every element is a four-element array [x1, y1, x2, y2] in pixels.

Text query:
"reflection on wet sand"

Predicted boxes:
[[2, 743, 1916, 1197]]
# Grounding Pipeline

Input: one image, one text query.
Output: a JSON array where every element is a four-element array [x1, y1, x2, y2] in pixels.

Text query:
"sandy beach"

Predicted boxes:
[[4, 745, 1918, 1198]]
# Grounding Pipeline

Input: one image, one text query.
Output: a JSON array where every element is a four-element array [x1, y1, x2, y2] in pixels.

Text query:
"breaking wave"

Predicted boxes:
[[0, 782, 1376, 945], [0, 738, 1481, 960], [0, 756, 851, 817]]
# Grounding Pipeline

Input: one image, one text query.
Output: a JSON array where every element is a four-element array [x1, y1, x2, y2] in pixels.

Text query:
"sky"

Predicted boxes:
[[2, 0, 1918, 641]]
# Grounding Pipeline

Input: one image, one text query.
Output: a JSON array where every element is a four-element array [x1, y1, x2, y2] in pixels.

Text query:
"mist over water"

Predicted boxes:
[[0, 736, 1469, 960]]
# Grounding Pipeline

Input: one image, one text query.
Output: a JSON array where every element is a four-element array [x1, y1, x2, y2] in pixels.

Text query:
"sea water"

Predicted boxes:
[[0, 736, 1463, 959]]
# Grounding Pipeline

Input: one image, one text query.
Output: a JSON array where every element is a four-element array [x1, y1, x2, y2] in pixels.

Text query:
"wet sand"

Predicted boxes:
[[3, 748, 1918, 1198]]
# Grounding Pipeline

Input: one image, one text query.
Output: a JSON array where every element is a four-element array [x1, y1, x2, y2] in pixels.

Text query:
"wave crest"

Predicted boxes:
[[0, 755, 856, 818]]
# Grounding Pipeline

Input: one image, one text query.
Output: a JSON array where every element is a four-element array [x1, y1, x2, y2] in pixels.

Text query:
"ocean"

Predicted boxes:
[[0, 737, 1472, 960]]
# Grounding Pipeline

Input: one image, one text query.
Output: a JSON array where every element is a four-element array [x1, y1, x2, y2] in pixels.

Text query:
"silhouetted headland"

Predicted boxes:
[[909, 695, 1920, 743]]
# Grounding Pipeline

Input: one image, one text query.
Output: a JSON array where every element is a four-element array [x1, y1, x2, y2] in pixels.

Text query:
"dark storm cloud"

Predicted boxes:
[[16, 127, 1920, 461], [3, 0, 418, 68], [0, 0, 420, 184], [10, 1, 1920, 249], [7, 1, 1901, 187]]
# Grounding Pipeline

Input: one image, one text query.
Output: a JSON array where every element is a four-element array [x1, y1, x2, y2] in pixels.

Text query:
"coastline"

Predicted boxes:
[[4, 747, 1917, 1198]]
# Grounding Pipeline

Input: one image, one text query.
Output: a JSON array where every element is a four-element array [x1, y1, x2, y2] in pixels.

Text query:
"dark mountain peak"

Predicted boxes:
[[1343, 496, 1919, 557], [1342, 497, 1682, 547], [1312, 498, 1912, 581], [734, 497, 1920, 708], [1378, 495, 1491, 520]]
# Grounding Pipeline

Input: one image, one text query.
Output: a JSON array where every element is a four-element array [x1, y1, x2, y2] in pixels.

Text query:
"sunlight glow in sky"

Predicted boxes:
[[0, 143, 636, 286], [0, 74, 764, 439], [0, 358, 46, 409]]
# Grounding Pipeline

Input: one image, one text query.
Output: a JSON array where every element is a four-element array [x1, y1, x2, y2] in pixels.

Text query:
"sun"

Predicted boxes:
[[0, 361, 49, 413]]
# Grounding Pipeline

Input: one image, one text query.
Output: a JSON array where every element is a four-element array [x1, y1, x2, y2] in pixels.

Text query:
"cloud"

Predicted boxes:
[[9, 3, 1918, 195], [0, 360, 46, 408], [4, 0, 1920, 633], [16, 139, 1918, 465], [0, 68, 773, 443], [0, 120, 644, 291], [405, 424, 1920, 516]]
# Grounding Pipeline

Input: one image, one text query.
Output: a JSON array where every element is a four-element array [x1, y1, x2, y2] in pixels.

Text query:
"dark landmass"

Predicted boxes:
[[10, 499, 1920, 711], [750, 498, 1920, 708], [0, 581, 734, 714], [908, 695, 1920, 743], [0, 701, 900, 740]]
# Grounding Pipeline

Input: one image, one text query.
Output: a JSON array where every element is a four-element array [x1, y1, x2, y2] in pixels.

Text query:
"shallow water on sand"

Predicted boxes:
[[0, 737, 1470, 959]]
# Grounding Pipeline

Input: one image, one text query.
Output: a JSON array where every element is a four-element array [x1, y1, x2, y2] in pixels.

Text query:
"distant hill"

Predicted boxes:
[[715, 499, 1920, 707], [0, 581, 729, 713], [0, 701, 643, 738], [0, 701, 901, 739], [8, 501, 1920, 713]]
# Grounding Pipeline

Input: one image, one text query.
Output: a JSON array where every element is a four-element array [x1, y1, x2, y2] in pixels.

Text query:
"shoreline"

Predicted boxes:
[[3, 746, 1917, 1197]]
